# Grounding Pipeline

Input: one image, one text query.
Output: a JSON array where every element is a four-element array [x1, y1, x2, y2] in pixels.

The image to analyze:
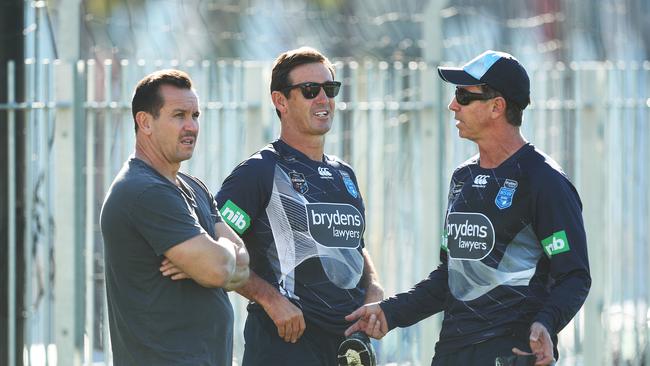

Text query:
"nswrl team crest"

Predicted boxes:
[[339, 171, 359, 198], [289, 171, 308, 194], [495, 179, 518, 210]]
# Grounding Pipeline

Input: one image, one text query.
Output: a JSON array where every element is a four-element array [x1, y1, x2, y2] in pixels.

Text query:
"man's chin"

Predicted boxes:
[[313, 122, 332, 135], [177, 151, 194, 162]]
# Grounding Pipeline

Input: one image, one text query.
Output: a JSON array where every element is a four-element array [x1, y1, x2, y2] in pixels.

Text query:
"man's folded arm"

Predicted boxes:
[[164, 233, 238, 288]]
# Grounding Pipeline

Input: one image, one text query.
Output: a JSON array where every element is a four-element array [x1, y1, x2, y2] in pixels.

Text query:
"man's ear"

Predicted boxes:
[[135, 111, 152, 134], [492, 96, 507, 117], [271, 91, 288, 116]]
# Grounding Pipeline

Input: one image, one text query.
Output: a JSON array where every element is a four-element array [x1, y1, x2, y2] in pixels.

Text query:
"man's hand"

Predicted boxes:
[[512, 322, 555, 365], [223, 244, 249, 291], [235, 271, 306, 344], [344, 302, 388, 339], [261, 295, 306, 343], [160, 257, 191, 280]]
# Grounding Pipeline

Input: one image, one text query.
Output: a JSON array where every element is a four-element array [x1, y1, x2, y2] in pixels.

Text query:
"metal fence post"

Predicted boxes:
[[421, 2, 455, 357], [83, 59, 96, 366], [243, 61, 265, 159], [417, 60, 443, 366], [575, 62, 607, 366], [639, 61, 650, 366], [53, 59, 83, 366], [7, 59, 17, 366], [51, 0, 83, 364], [23, 56, 34, 366]]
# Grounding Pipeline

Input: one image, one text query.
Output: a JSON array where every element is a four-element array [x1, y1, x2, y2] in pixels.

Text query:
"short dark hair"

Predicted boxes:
[[270, 47, 335, 118], [131, 69, 193, 132], [480, 84, 524, 127]]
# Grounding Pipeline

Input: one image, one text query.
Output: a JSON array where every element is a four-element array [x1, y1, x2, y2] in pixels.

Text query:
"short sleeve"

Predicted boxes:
[[216, 158, 272, 236], [130, 184, 205, 256]]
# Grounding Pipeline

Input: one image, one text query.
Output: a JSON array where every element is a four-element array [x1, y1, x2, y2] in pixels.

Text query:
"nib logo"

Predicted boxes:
[[219, 200, 251, 234], [541, 230, 571, 257]]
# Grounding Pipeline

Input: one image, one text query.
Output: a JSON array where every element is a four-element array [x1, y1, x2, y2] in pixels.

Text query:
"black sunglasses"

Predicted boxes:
[[455, 87, 497, 106], [282, 81, 342, 99]]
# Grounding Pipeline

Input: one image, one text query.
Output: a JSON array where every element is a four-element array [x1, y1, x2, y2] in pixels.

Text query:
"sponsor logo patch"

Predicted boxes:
[[289, 171, 308, 194], [494, 179, 518, 210], [472, 174, 490, 188], [445, 212, 495, 260], [541, 230, 571, 257], [219, 199, 251, 234], [340, 171, 359, 198], [306, 203, 364, 248], [318, 166, 333, 179]]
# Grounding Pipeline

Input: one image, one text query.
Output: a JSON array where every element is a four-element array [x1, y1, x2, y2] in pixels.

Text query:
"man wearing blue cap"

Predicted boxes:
[[345, 50, 591, 366]]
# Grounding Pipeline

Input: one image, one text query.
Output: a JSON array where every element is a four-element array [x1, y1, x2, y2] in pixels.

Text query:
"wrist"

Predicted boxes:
[[364, 282, 384, 300], [254, 282, 284, 309]]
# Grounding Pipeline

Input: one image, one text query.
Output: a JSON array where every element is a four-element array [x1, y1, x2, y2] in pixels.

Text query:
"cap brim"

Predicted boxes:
[[437, 67, 482, 86]]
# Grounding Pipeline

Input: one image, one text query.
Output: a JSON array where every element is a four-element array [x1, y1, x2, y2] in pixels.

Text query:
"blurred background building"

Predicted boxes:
[[1, 0, 649, 365]]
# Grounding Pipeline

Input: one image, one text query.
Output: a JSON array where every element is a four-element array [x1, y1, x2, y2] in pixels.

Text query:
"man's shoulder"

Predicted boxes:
[[324, 153, 355, 172], [236, 143, 280, 171], [519, 146, 569, 182], [101, 159, 177, 232], [105, 159, 169, 203], [178, 172, 211, 195], [516, 146, 581, 201], [217, 143, 278, 200], [453, 154, 480, 174]]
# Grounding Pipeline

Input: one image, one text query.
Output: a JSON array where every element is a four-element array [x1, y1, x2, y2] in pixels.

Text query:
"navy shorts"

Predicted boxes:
[[242, 308, 344, 366], [431, 335, 532, 366]]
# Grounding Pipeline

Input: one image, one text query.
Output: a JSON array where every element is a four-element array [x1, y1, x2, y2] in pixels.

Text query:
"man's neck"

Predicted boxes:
[[476, 129, 527, 169], [279, 131, 325, 162], [135, 142, 180, 185]]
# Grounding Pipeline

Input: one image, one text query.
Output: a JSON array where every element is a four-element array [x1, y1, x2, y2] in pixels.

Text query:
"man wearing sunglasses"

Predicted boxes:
[[345, 50, 591, 366], [215, 47, 384, 365]]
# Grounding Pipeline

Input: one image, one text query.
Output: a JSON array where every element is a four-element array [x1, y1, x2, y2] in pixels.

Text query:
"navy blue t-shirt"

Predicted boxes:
[[380, 143, 591, 356], [101, 157, 234, 365], [216, 140, 367, 335]]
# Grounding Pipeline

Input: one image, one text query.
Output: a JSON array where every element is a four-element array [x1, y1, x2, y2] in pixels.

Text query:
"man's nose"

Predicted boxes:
[[184, 116, 199, 131], [313, 87, 329, 103], [448, 97, 460, 112]]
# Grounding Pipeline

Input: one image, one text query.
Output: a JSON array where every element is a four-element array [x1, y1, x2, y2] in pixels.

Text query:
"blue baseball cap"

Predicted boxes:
[[438, 50, 530, 109]]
